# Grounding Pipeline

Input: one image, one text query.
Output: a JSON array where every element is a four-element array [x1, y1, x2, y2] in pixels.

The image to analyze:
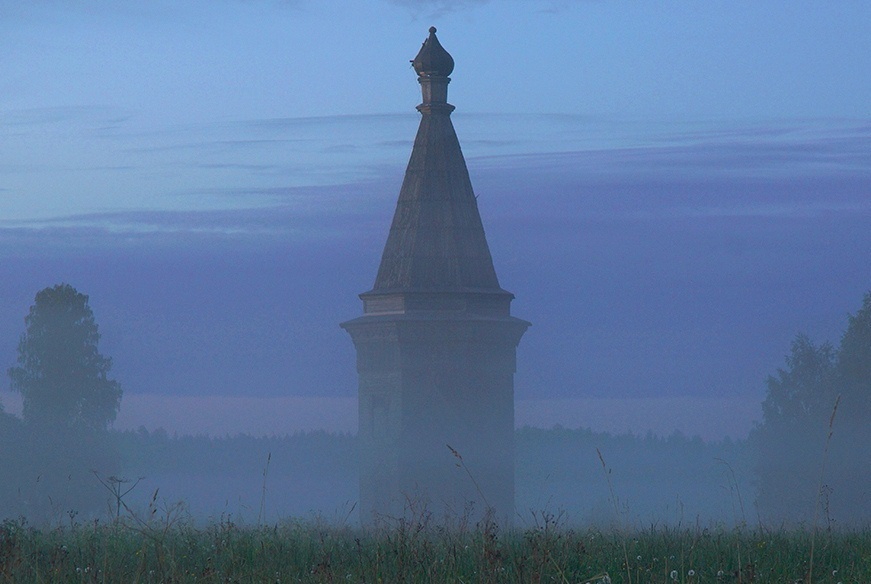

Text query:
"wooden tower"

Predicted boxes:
[[342, 28, 529, 526]]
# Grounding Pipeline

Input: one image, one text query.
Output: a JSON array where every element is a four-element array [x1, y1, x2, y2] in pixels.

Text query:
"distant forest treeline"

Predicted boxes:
[[115, 427, 358, 478], [2, 423, 752, 527], [2, 411, 752, 525]]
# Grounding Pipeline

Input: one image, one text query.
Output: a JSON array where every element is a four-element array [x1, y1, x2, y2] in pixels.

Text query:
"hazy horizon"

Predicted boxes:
[[2, 2, 870, 446]]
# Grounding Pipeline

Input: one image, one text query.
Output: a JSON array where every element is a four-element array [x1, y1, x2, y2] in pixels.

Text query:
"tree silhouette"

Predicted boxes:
[[750, 335, 836, 523], [837, 292, 871, 427], [759, 334, 837, 433], [829, 292, 871, 520], [752, 292, 871, 527], [8, 284, 122, 432]]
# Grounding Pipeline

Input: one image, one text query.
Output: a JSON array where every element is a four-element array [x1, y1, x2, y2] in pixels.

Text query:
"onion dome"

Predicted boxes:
[[411, 27, 454, 77]]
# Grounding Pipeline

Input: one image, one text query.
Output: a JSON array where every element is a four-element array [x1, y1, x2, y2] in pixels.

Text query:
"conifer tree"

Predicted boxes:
[[8, 284, 122, 432]]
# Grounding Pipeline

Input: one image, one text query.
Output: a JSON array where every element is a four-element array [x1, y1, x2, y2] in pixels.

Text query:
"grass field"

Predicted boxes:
[[1, 511, 869, 584]]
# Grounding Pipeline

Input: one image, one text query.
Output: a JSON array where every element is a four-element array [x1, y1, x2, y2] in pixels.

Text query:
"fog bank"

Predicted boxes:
[[3, 393, 760, 441]]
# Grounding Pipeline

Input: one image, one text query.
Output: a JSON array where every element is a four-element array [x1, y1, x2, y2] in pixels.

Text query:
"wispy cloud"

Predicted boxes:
[[2, 117, 867, 240], [0, 0, 300, 17], [0, 179, 391, 254], [387, 0, 489, 17], [385, 0, 601, 16], [469, 119, 871, 221], [0, 106, 133, 131]]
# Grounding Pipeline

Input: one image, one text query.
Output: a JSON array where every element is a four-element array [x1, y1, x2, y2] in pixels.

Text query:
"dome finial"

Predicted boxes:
[[412, 26, 454, 78]]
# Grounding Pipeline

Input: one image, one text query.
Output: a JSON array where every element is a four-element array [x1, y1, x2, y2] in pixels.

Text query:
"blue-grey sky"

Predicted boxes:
[[1, 1, 869, 437]]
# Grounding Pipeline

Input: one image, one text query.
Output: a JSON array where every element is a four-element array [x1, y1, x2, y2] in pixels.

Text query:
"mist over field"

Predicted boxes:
[[1, 114, 868, 528], [2, 0, 870, 532]]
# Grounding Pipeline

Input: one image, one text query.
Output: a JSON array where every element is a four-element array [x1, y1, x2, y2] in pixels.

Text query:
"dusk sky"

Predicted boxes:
[[1, 1, 869, 439]]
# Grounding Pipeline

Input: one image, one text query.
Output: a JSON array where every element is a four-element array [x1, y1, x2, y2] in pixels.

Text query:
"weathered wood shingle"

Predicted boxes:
[[372, 113, 501, 292]]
